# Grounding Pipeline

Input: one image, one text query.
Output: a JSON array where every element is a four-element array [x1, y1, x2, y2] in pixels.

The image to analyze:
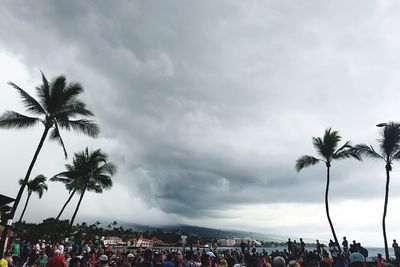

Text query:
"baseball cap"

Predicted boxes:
[[349, 252, 365, 264], [127, 254, 134, 258], [98, 255, 108, 262]]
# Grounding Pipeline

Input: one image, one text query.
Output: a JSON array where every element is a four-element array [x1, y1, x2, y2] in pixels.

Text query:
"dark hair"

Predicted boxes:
[[69, 257, 81, 267]]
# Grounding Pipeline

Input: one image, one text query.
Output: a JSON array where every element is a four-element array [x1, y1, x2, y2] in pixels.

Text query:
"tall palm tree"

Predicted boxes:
[[50, 164, 81, 220], [52, 148, 116, 229], [296, 128, 361, 255], [353, 122, 400, 260], [0, 72, 99, 253], [18, 175, 48, 222]]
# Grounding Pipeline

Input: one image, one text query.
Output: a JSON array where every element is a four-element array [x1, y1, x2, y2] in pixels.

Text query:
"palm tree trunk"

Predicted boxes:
[[69, 184, 87, 229], [325, 164, 342, 255], [56, 189, 76, 220], [18, 192, 31, 223], [383, 166, 390, 260], [0, 127, 49, 256]]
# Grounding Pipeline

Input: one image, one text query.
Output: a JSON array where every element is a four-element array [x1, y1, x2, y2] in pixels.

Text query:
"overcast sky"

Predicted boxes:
[[2, 1, 400, 246]]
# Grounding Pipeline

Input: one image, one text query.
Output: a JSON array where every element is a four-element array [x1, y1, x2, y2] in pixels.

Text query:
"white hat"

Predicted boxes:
[[99, 255, 108, 262]]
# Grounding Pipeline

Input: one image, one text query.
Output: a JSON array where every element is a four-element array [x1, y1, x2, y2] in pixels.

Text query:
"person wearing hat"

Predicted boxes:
[[97, 255, 109, 267], [124, 254, 134, 267], [349, 252, 365, 267]]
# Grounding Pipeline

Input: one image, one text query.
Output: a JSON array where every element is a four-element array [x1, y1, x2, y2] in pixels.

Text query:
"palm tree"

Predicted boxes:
[[52, 148, 116, 229], [0, 72, 99, 253], [18, 175, 48, 222], [353, 122, 400, 260], [50, 164, 81, 220], [296, 128, 361, 255]]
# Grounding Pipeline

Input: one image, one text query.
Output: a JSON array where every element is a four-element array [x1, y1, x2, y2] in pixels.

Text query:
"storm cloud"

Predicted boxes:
[[1, 1, 400, 245]]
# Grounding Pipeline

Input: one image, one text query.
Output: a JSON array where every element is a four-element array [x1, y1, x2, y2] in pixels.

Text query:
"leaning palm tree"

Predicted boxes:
[[52, 148, 116, 229], [0, 72, 99, 252], [18, 175, 48, 222], [353, 122, 400, 260], [296, 128, 361, 255], [50, 164, 81, 220]]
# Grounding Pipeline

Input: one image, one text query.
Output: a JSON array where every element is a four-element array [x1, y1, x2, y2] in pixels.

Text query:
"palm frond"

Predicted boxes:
[[49, 122, 68, 158], [333, 141, 362, 161], [312, 137, 326, 159], [380, 122, 400, 157], [8, 82, 46, 115], [391, 149, 400, 161], [62, 82, 84, 105], [87, 184, 103, 193], [295, 155, 320, 172], [36, 71, 51, 110], [97, 162, 117, 176], [0, 111, 39, 129], [31, 175, 47, 184], [353, 144, 383, 160], [50, 176, 72, 183], [59, 119, 99, 138], [333, 149, 362, 161], [48, 75, 67, 113], [323, 128, 341, 157], [55, 101, 95, 119]]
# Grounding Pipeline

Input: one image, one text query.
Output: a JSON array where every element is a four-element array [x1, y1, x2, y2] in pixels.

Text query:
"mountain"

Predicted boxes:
[[119, 223, 303, 243]]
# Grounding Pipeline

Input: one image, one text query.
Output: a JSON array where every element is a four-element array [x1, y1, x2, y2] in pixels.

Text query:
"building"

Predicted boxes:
[[217, 239, 236, 246]]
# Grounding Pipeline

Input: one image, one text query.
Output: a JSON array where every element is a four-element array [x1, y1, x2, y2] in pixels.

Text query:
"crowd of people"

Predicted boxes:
[[0, 237, 399, 267]]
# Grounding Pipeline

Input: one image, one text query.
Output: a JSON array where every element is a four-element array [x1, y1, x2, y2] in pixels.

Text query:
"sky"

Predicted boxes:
[[1, 1, 400, 246]]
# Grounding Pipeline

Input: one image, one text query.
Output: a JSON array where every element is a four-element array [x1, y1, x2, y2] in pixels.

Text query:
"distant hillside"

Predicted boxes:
[[119, 223, 302, 243], [82, 217, 314, 244]]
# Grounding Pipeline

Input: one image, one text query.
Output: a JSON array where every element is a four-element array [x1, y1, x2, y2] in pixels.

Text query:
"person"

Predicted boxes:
[[287, 260, 300, 267], [97, 255, 109, 267], [162, 253, 174, 267], [349, 252, 365, 267], [36, 251, 47, 267], [321, 252, 333, 267], [293, 240, 299, 254], [333, 255, 348, 267], [375, 254, 385, 267], [68, 258, 80, 267], [392, 239, 400, 262], [316, 240, 322, 257], [46, 250, 64, 267], [0, 252, 14, 267], [124, 254, 134, 267], [303, 253, 320, 267], [357, 244, 368, 259], [137, 249, 153, 267], [11, 239, 20, 266], [349, 241, 357, 254], [240, 241, 246, 254], [300, 239, 305, 254], [286, 239, 293, 254], [272, 256, 285, 267], [218, 254, 228, 267], [342, 237, 348, 254], [207, 252, 217, 267]]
